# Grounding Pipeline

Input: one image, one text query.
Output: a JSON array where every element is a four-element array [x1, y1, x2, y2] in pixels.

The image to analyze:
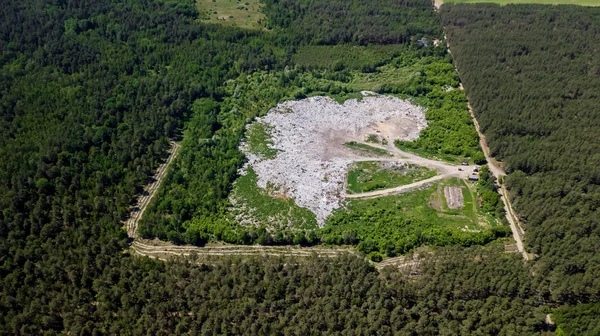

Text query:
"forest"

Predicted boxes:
[[442, 2, 600, 331], [0, 0, 597, 333]]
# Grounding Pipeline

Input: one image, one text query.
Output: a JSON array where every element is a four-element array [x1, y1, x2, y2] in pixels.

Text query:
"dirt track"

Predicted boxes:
[[126, 102, 528, 266], [125, 138, 478, 266], [124, 141, 180, 238], [344, 142, 478, 199], [466, 102, 529, 261], [442, 26, 530, 261]]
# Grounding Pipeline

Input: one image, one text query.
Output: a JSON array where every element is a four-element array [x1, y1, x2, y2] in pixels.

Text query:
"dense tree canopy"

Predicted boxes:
[[0, 0, 597, 332], [442, 1, 600, 315], [262, 0, 442, 45]]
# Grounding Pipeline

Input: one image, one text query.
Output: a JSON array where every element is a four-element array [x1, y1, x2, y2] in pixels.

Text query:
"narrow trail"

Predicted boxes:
[[126, 104, 528, 267], [132, 240, 355, 259], [126, 138, 478, 263], [124, 141, 180, 238], [125, 141, 362, 261], [345, 174, 447, 199], [466, 103, 530, 261], [441, 24, 530, 261]]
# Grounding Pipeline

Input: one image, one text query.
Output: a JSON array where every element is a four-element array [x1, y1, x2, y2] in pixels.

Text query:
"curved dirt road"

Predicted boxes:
[[344, 142, 478, 199], [125, 141, 361, 261], [124, 141, 180, 238]]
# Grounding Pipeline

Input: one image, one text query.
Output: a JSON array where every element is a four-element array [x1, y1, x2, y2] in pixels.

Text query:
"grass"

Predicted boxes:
[[347, 161, 437, 194], [443, 0, 600, 6], [229, 168, 318, 231], [197, 0, 266, 30], [350, 64, 419, 92], [395, 141, 470, 165], [244, 121, 278, 159], [323, 177, 508, 256], [351, 177, 494, 231], [343, 141, 392, 157]]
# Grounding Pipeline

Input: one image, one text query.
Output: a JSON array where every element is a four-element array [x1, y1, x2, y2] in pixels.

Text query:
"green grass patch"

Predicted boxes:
[[244, 121, 278, 159], [344, 141, 392, 157], [395, 141, 468, 164], [197, 0, 266, 30], [347, 161, 437, 194], [323, 178, 508, 256], [350, 64, 420, 92], [443, 0, 600, 6], [322, 178, 509, 256], [229, 167, 318, 231], [365, 134, 379, 144]]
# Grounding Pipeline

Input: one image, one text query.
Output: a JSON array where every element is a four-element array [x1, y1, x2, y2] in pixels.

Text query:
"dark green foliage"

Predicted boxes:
[[553, 303, 600, 336], [0, 0, 590, 332], [262, 0, 442, 45], [478, 165, 505, 216], [3, 249, 543, 334], [292, 44, 406, 71], [0, 0, 282, 331], [442, 4, 600, 303]]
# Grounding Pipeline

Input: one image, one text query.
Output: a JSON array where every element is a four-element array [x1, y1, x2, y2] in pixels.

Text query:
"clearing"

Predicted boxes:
[[236, 93, 427, 225], [197, 0, 266, 30], [347, 161, 437, 194], [444, 186, 464, 209]]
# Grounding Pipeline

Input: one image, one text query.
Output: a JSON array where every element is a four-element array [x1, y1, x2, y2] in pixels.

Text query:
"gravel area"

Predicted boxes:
[[240, 94, 427, 225]]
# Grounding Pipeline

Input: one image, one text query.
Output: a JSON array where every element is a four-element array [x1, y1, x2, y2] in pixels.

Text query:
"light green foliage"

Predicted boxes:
[[297, 47, 485, 163], [322, 178, 510, 256], [379, 57, 482, 162], [150, 46, 498, 249], [443, 0, 599, 6], [477, 165, 505, 217], [346, 161, 437, 194], [343, 141, 392, 157], [292, 45, 406, 72], [229, 168, 318, 231], [552, 303, 600, 336], [197, 0, 266, 29], [365, 134, 379, 144], [244, 122, 278, 159]]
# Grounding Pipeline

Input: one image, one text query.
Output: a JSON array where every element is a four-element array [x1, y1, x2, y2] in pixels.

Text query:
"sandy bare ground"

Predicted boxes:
[[131, 239, 356, 260], [124, 141, 180, 238], [444, 186, 464, 209], [240, 94, 427, 225]]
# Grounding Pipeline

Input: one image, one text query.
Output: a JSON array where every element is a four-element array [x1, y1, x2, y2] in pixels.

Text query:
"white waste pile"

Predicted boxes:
[[240, 94, 427, 225]]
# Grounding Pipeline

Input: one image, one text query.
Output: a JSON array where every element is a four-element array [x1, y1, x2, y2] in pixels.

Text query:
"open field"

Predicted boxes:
[[347, 161, 437, 194], [197, 0, 265, 29], [323, 177, 509, 257], [442, 0, 600, 6]]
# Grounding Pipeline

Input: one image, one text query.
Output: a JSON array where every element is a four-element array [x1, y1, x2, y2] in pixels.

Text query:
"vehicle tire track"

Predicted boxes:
[[124, 141, 180, 238]]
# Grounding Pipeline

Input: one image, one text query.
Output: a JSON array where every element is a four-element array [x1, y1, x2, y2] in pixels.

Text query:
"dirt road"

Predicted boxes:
[[124, 141, 180, 238], [344, 141, 478, 199], [132, 239, 355, 260], [124, 140, 363, 261], [466, 102, 529, 261]]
